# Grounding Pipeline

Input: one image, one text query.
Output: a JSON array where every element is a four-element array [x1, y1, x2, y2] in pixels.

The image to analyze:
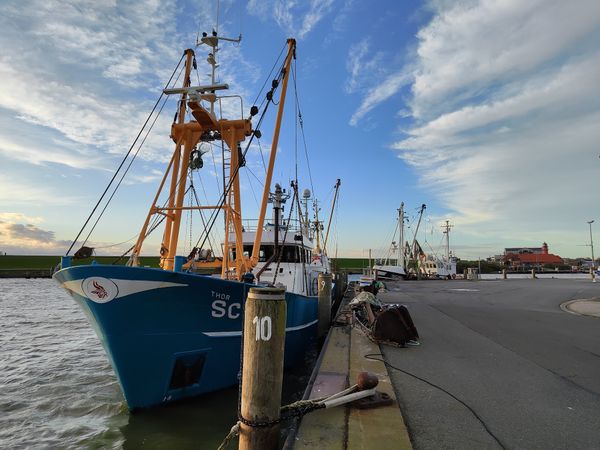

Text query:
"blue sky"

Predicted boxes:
[[0, 0, 599, 260]]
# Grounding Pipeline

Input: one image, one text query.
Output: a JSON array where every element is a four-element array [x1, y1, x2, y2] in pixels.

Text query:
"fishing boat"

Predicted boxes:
[[53, 35, 338, 410], [373, 203, 407, 278], [420, 220, 457, 279]]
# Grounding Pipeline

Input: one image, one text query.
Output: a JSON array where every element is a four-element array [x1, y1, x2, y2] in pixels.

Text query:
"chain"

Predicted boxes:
[[217, 399, 325, 449], [238, 414, 281, 428]]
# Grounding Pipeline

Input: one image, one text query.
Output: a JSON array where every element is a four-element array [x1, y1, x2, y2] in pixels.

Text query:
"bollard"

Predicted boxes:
[[60, 256, 72, 269], [531, 269, 536, 279], [239, 287, 286, 450], [502, 269, 507, 280], [174, 255, 186, 272], [318, 273, 333, 338]]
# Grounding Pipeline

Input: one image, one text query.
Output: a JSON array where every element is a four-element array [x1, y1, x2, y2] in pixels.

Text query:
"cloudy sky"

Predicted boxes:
[[0, 0, 598, 260]]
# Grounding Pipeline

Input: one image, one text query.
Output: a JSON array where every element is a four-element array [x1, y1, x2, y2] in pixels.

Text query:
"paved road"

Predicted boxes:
[[377, 278, 600, 450]]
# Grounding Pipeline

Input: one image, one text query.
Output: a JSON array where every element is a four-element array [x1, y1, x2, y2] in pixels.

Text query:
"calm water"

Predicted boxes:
[[0, 279, 315, 449]]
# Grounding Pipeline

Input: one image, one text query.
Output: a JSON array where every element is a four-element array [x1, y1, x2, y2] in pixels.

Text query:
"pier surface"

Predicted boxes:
[[295, 278, 600, 449]]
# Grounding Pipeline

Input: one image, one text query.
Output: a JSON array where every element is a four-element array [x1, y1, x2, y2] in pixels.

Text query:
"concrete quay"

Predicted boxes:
[[294, 278, 600, 450], [291, 297, 412, 449]]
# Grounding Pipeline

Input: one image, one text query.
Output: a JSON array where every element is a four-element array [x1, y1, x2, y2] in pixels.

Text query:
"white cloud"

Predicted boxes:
[[392, 0, 600, 257], [0, 174, 83, 207], [412, 0, 600, 119], [349, 70, 412, 126], [248, 0, 335, 39], [0, 216, 71, 253], [345, 38, 386, 94], [0, 213, 44, 225]]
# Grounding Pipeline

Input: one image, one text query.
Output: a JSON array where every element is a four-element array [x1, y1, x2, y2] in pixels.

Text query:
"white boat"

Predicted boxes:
[[420, 220, 457, 279], [373, 203, 407, 278]]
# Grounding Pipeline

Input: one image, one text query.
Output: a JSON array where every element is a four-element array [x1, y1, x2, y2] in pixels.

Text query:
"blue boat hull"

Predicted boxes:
[[53, 265, 318, 410]]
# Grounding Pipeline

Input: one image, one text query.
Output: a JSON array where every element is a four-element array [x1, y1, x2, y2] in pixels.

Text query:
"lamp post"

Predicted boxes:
[[588, 220, 595, 282]]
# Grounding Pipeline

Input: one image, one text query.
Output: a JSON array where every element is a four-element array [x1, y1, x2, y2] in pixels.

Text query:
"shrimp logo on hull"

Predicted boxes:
[[82, 277, 119, 303], [92, 281, 107, 299]]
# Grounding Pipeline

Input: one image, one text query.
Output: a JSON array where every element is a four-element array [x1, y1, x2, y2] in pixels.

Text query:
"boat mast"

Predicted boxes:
[[250, 38, 296, 268], [411, 204, 426, 256], [398, 202, 405, 268], [163, 51, 198, 271], [322, 178, 341, 256], [409, 204, 426, 271], [130, 32, 251, 277], [313, 199, 323, 253], [130, 49, 195, 269]]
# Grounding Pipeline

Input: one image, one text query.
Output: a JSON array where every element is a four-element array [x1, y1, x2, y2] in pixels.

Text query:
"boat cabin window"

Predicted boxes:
[[233, 244, 305, 263]]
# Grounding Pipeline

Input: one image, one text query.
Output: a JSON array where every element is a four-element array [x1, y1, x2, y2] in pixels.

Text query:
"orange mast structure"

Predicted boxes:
[[129, 38, 297, 281]]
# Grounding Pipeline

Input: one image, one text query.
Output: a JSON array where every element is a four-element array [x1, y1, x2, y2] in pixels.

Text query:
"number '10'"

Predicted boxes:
[[252, 316, 272, 341]]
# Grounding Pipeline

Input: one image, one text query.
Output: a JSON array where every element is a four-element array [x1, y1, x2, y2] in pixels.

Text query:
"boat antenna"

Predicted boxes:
[[196, 24, 241, 115]]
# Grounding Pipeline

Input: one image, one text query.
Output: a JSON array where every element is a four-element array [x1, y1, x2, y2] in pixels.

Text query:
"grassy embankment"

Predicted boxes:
[[2, 255, 369, 271], [0, 255, 161, 270]]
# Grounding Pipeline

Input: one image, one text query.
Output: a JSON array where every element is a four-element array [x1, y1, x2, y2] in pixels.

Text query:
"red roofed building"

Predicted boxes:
[[503, 242, 563, 269]]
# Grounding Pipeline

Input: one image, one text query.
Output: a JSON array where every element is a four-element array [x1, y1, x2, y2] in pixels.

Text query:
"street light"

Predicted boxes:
[[588, 220, 595, 282]]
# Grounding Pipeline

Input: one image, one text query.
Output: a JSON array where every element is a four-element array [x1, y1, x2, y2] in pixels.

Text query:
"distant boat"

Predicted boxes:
[[373, 203, 407, 278], [420, 220, 457, 279], [54, 36, 339, 410]]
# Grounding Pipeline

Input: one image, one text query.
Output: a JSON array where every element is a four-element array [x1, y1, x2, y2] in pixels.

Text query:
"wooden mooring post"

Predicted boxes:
[[318, 273, 332, 338], [239, 287, 286, 450]]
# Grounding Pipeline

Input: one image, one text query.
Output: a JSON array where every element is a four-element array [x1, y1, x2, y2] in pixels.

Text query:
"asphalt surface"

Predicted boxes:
[[377, 278, 600, 450]]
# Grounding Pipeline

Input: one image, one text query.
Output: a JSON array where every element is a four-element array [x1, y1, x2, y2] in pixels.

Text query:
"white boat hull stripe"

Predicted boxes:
[[203, 319, 318, 337], [61, 278, 187, 301]]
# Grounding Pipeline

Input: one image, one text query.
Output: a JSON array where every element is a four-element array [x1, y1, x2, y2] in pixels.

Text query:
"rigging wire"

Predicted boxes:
[[80, 59, 187, 248], [190, 52, 289, 256], [251, 41, 287, 107], [92, 233, 141, 250], [257, 139, 267, 173], [192, 169, 221, 255], [294, 59, 298, 184], [272, 186, 297, 285], [79, 77, 179, 249], [244, 169, 260, 209], [66, 52, 186, 256], [111, 181, 193, 265], [291, 59, 314, 196], [189, 175, 217, 255]]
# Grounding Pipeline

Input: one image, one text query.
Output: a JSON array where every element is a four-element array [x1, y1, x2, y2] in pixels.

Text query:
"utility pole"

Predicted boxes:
[[588, 220, 595, 282]]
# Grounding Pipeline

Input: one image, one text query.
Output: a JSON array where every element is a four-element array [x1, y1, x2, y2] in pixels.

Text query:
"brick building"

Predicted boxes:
[[503, 242, 563, 269]]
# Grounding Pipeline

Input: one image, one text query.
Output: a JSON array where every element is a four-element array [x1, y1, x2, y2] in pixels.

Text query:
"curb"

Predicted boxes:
[[560, 298, 600, 319]]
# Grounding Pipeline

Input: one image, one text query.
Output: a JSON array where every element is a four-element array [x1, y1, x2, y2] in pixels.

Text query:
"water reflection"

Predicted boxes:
[[0, 279, 318, 450]]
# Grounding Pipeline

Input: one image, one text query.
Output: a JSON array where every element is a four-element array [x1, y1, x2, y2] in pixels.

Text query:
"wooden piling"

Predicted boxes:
[[318, 273, 332, 338], [239, 287, 286, 450]]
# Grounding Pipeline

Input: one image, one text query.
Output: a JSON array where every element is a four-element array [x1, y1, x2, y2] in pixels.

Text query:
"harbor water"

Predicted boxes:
[[0, 279, 316, 449]]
